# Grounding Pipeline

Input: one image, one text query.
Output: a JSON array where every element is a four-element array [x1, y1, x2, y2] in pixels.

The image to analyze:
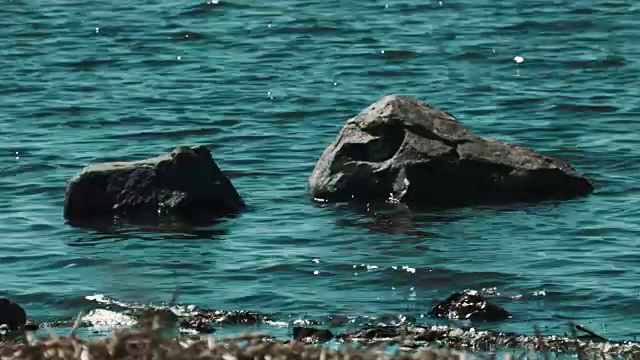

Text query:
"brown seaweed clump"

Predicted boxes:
[[1, 324, 640, 360], [0, 328, 476, 360]]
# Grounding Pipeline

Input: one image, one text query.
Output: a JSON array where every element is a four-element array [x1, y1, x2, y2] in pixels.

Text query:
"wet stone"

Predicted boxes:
[[292, 327, 334, 343], [64, 145, 245, 224], [208, 310, 264, 325], [309, 95, 593, 208], [345, 325, 403, 340], [428, 290, 511, 322], [180, 315, 215, 334]]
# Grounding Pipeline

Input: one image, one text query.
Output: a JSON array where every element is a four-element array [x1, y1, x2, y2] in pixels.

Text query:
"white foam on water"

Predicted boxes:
[[82, 309, 136, 329]]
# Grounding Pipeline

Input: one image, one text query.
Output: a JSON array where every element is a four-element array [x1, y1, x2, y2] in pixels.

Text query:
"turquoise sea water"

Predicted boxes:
[[1, 0, 639, 342]]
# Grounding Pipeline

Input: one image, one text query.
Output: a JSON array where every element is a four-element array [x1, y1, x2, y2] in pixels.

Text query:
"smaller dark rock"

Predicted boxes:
[[428, 290, 511, 322], [209, 310, 263, 325], [292, 326, 334, 343], [63, 145, 245, 224], [180, 315, 215, 334], [413, 330, 443, 343], [0, 298, 26, 331]]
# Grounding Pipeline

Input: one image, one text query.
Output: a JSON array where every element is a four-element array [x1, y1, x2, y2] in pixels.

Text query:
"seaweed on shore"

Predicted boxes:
[[1, 315, 640, 360]]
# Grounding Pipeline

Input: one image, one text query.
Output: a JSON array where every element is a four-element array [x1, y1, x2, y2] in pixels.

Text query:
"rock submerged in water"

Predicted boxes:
[[63, 145, 245, 223], [428, 290, 511, 322], [309, 95, 594, 208], [292, 326, 334, 343]]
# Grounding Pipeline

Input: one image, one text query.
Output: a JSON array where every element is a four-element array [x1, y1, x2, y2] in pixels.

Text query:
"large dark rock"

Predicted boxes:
[[64, 145, 245, 222], [428, 290, 511, 322], [0, 298, 27, 331], [309, 95, 593, 207]]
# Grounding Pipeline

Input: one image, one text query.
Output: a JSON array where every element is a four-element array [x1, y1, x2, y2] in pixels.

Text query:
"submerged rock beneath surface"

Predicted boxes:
[[292, 326, 334, 343], [0, 298, 26, 331], [309, 95, 594, 208], [428, 290, 511, 322], [13, 299, 639, 358], [63, 145, 245, 223]]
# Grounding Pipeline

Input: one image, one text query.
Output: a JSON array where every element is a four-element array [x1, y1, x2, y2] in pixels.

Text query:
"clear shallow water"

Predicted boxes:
[[1, 0, 639, 341]]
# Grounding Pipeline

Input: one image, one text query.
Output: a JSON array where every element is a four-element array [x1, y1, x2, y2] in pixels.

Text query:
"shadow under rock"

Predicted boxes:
[[319, 200, 471, 239], [66, 213, 233, 245], [318, 195, 585, 239]]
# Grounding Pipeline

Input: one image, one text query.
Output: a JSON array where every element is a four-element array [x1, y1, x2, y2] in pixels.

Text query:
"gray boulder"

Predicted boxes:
[[64, 145, 245, 222], [309, 95, 593, 207]]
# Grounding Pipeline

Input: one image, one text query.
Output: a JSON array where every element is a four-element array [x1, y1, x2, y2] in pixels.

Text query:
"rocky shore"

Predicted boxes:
[[2, 295, 639, 359], [1, 321, 639, 360], [0, 329, 499, 360]]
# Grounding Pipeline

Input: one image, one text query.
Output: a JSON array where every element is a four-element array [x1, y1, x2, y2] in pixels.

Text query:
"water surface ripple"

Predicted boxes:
[[1, 0, 639, 340]]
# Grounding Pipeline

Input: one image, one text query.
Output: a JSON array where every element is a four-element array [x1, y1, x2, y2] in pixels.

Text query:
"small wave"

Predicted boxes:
[[274, 111, 306, 121], [86, 294, 132, 309], [564, 55, 626, 70], [358, 36, 378, 44], [170, 31, 207, 41], [108, 127, 224, 140], [501, 20, 594, 32], [0, 85, 46, 95], [367, 69, 417, 77], [82, 309, 137, 329], [116, 115, 156, 125], [379, 50, 420, 61], [141, 59, 183, 67], [451, 52, 487, 61], [498, 97, 546, 107], [180, 0, 223, 16], [570, 7, 598, 15], [31, 106, 93, 118], [275, 26, 343, 35], [551, 104, 618, 113], [56, 59, 118, 72]]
